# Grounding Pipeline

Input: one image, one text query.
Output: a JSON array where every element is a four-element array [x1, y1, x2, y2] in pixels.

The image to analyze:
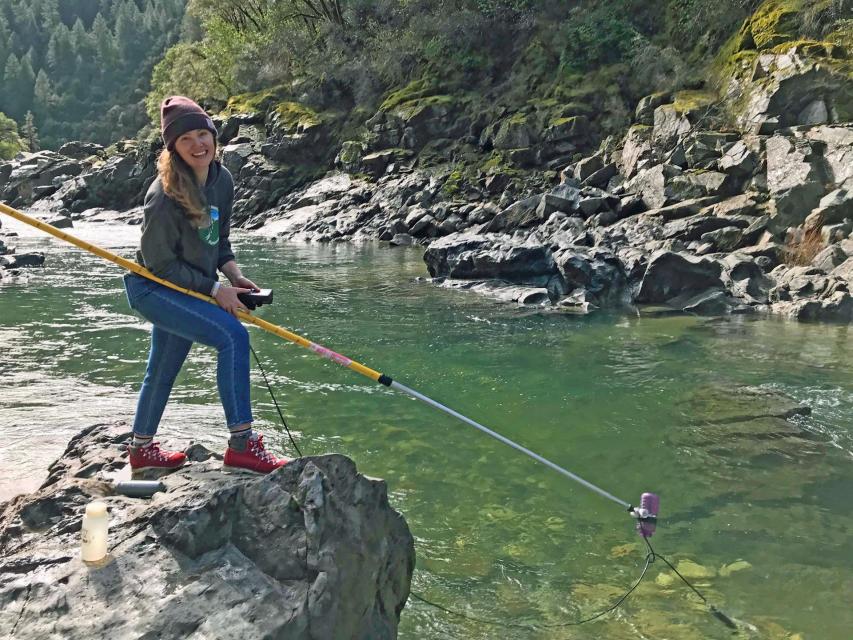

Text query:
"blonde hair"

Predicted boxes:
[[157, 148, 210, 224]]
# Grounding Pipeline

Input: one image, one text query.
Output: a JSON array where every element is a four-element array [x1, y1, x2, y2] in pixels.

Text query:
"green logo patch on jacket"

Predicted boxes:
[[198, 205, 220, 246]]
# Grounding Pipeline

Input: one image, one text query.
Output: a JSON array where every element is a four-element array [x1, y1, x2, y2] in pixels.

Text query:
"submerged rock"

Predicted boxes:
[[0, 423, 415, 640]]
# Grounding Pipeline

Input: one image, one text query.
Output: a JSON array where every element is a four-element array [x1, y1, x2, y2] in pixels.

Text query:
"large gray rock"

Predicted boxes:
[[553, 248, 627, 304], [653, 104, 692, 148], [804, 126, 853, 185], [424, 232, 556, 281], [0, 423, 414, 640], [619, 125, 656, 179], [718, 140, 756, 176], [765, 135, 827, 233], [802, 180, 853, 232], [635, 92, 671, 126], [635, 251, 724, 303], [623, 163, 683, 209], [668, 170, 739, 201]]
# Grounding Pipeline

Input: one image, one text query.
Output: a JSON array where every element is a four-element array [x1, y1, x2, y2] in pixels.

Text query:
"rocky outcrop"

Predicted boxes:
[[0, 423, 415, 640]]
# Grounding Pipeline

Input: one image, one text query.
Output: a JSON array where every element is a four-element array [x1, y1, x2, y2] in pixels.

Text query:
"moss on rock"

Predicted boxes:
[[271, 102, 322, 132], [379, 77, 441, 112], [748, 0, 803, 50], [225, 85, 290, 115], [672, 89, 719, 115]]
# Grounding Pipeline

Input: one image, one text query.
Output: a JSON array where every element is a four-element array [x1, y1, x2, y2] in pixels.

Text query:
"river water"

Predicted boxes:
[[1, 215, 851, 639]]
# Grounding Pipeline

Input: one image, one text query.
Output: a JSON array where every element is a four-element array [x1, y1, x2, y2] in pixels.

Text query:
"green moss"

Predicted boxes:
[[711, 0, 808, 86], [225, 85, 290, 115], [825, 20, 853, 51], [749, 0, 804, 50], [769, 38, 847, 58], [442, 169, 464, 197], [388, 94, 455, 121], [272, 101, 321, 131], [672, 89, 718, 114], [379, 77, 440, 112], [481, 151, 506, 173], [505, 112, 529, 125]]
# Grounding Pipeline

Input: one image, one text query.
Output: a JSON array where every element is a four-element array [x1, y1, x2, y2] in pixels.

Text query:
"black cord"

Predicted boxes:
[[410, 544, 657, 631], [644, 538, 739, 630], [411, 536, 740, 632], [249, 343, 303, 458]]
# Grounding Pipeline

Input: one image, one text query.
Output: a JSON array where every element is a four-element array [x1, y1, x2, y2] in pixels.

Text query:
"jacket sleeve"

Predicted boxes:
[[217, 170, 236, 269], [140, 196, 217, 295]]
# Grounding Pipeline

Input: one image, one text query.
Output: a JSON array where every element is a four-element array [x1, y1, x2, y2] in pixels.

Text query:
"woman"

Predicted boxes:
[[123, 95, 288, 474]]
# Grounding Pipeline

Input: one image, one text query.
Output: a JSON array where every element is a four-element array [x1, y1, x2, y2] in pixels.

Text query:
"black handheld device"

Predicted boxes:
[[237, 288, 274, 309]]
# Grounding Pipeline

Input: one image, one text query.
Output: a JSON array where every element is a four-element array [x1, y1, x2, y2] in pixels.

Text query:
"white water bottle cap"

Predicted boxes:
[[85, 501, 107, 517]]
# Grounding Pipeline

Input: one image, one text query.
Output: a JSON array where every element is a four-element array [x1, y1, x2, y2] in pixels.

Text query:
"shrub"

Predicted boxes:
[[0, 112, 24, 160]]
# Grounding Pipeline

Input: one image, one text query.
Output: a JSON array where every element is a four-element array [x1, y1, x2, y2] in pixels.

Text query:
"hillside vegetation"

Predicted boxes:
[[0, 0, 849, 160]]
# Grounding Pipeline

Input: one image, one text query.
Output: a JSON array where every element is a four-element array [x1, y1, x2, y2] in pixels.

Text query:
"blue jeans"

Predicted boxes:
[[124, 274, 253, 436]]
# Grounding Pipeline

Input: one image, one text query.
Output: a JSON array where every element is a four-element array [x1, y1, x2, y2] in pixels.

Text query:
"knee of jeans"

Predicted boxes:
[[221, 320, 249, 352]]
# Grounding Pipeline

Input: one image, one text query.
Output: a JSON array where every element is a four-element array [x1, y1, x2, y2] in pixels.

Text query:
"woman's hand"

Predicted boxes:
[[214, 285, 252, 316], [229, 275, 259, 291]]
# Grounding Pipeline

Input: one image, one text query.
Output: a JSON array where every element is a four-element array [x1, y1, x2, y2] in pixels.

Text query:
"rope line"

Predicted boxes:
[[249, 343, 303, 458]]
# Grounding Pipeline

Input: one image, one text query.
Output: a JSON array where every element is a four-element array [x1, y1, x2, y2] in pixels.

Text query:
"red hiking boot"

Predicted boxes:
[[223, 434, 289, 474], [128, 442, 187, 471]]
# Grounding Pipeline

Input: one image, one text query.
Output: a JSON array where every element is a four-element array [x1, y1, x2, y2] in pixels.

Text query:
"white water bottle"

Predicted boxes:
[[80, 501, 109, 563]]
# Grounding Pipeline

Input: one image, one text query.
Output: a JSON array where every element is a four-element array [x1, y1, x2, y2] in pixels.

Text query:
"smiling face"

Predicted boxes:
[[173, 128, 215, 181]]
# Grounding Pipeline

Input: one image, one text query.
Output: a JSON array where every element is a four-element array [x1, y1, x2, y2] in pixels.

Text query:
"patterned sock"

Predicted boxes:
[[228, 426, 253, 450], [132, 433, 153, 448]]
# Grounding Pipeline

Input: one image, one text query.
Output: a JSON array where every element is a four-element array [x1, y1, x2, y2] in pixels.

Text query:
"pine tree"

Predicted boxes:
[[1, 54, 24, 119], [33, 69, 54, 118], [22, 110, 40, 152]]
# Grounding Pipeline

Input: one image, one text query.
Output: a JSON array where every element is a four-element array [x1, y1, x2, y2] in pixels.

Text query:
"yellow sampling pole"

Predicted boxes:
[[0, 201, 633, 509]]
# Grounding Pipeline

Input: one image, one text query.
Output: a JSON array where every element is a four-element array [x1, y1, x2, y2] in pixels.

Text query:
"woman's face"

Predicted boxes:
[[173, 129, 215, 175]]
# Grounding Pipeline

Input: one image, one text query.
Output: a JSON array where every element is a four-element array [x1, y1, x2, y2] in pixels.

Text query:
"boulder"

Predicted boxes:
[[804, 126, 853, 185], [653, 104, 692, 148], [619, 125, 656, 179], [635, 251, 724, 303], [0, 423, 415, 640], [57, 142, 106, 161], [623, 164, 683, 210], [336, 140, 367, 173], [668, 170, 739, 201], [554, 248, 626, 304], [582, 162, 618, 188], [423, 232, 556, 282], [718, 140, 756, 176], [573, 154, 604, 182], [722, 253, 773, 303], [493, 116, 536, 150], [811, 245, 848, 272], [220, 143, 255, 176], [802, 181, 853, 232], [645, 195, 723, 222], [635, 92, 671, 126], [0, 252, 44, 269], [765, 135, 827, 232]]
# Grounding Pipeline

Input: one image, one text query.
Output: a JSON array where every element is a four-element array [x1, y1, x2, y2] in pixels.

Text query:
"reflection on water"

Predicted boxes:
[[0, 214, 851, 639]]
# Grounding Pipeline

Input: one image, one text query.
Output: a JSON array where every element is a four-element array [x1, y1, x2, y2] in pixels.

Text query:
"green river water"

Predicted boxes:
[[0, 215, 851, 639]]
